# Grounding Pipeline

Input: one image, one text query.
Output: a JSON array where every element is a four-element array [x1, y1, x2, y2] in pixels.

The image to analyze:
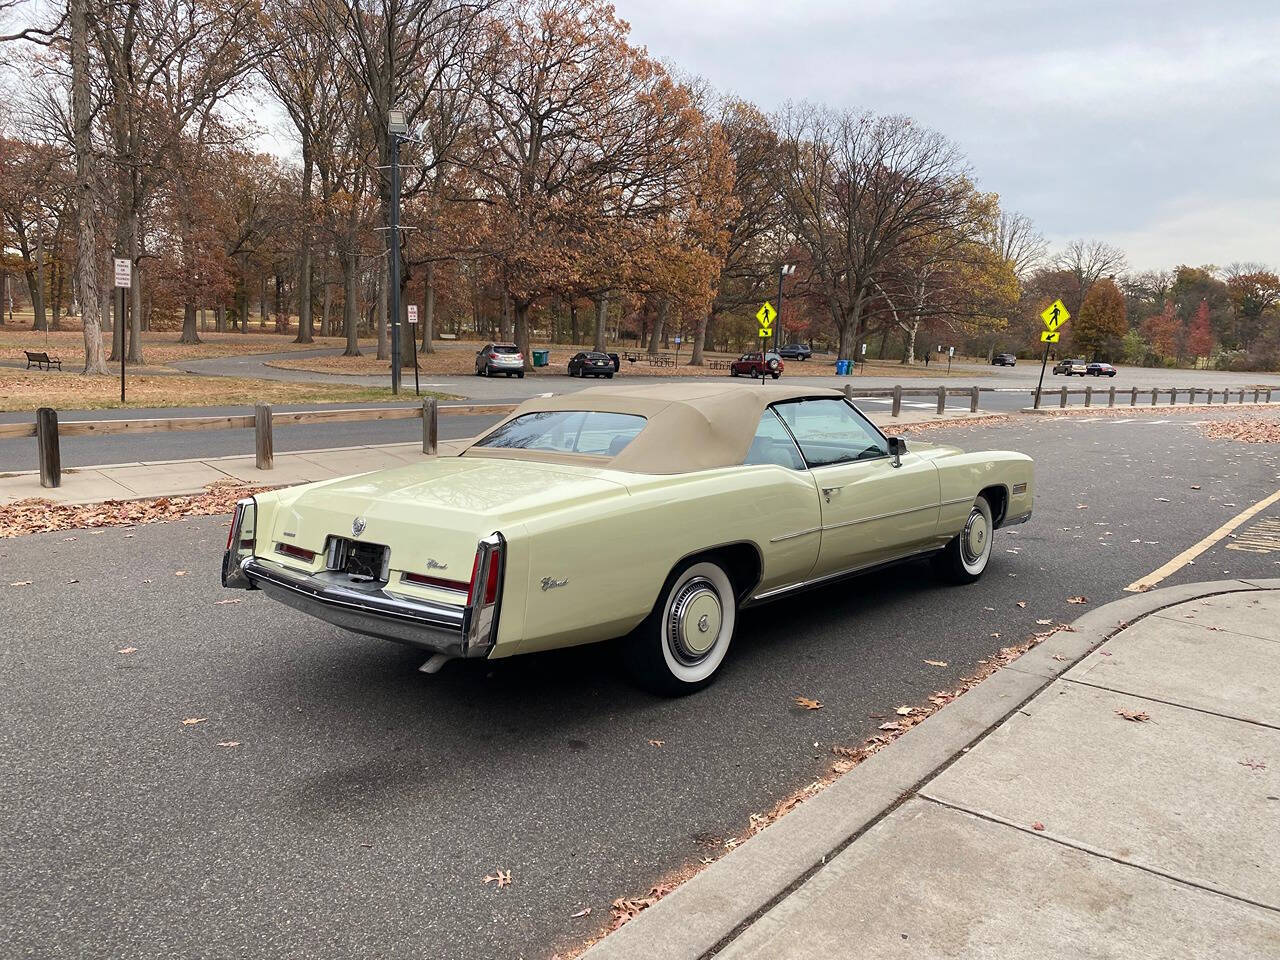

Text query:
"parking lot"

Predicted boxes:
[[4, 410, 1278, 959]]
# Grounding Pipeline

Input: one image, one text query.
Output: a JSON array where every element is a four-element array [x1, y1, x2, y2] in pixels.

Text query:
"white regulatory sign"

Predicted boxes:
[[407, 305, 418, 325], [113, 258, 132, 289]]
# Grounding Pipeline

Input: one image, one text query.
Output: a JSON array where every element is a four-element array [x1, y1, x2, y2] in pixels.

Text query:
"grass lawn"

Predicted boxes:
[[0, 369, 452, 412], [1, 317, 372, 370]]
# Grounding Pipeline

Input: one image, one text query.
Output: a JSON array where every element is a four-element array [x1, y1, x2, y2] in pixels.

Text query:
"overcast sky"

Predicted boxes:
[[617, 0, 1280, 272]]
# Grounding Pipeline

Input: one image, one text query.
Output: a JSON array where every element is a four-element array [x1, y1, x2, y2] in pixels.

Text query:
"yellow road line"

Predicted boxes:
[[1124, 487, 1280, 592]]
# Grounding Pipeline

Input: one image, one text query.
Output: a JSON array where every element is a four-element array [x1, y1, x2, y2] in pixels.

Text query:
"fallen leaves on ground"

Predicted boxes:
[[1115, 709, 1151, 723], [1032, 821, 1046, 831], [9, 580, 32, 586], [647, 739, 664, 748], [571, 907, 592, 919], [1201, 414, 1280, 444], [217, 741, 240, 748], [1067, 596, 1088, 604], [609, 882, 680, 930], [0, 481, 279, 538], [181, 717, 207, 725], [483, 870, 512, 888], [214, 598, 243, 605], [923, 659, 948, 667], [895, 705, 914, 716], [1239, 758, 1267, 771], [117, 647, 137, 655], [793, 696, 823, 711]]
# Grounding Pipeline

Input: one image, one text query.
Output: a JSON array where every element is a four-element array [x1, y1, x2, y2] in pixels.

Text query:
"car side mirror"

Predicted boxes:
[[887, 436, 906, 467]]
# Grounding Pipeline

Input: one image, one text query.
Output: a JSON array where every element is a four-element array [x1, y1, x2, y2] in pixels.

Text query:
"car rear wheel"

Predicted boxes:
[[934, 496, 994, 584], [623, 559, 737, 696]]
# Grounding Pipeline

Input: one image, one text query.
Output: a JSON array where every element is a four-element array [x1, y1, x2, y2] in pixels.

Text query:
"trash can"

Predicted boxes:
[[836, 359, 850, 376], [532, 349, 549, 367]]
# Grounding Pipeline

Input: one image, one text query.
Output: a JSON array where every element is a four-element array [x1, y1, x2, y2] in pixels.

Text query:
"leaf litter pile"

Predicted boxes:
[[0, 481, 278, 538], [1199, 412, 1280, 444], [563, 618, 1078, 958]]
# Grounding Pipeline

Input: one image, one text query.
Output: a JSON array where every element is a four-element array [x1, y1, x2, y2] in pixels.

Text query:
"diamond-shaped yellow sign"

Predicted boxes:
[[756, 301, 777, 326], [1041, 330, 1060, 343], [1041, 299, 1069, 331]]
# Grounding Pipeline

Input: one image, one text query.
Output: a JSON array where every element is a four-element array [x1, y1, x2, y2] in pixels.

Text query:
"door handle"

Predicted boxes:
[[821, 486, 843, 503]]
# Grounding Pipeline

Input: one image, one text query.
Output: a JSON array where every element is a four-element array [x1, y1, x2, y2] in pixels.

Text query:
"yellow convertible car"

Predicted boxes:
[[222, 384, 1032, 694]]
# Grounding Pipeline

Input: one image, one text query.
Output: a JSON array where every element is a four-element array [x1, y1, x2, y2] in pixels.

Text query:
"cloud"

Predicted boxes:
[[619, 0, 1280, 271]]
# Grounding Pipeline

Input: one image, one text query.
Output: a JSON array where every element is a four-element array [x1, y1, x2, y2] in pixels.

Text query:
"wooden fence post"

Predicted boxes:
[[1059, 386, 1067, 408], [1130, 386, 1138, 406], [254, 404, 273, 470], [1108, 385, 1116, 407], [1268, 388, 1273, 403], [936, 386, 946, 415], [891, 385, 902, 417], [1151, 388, 1158, 406], [843, 384, 854, 402], [1084, 386, 1092, 407], [969, 386, 979, 413], [1207, 388, 1214, 404], [1169, 388, 1177, 406], [1239, 389, 1246, 404], [36, 407, 60, 489], [1254, 388, 1260, 403], [1188, 388, 1197, 404], [422, 398, 438, 455]]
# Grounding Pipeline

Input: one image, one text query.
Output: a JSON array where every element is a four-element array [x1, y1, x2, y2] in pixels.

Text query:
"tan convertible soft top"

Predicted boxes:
[[463, 382, 847, 474]]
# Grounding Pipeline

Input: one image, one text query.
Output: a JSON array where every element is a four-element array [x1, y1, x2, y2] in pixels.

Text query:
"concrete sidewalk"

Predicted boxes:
[[0, 408, 998, 506], [586, 581, 1280, 959]]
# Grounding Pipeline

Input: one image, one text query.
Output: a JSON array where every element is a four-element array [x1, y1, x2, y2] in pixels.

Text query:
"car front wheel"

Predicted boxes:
[[934, 496, 994, 584], [623, 559, 737, 696]]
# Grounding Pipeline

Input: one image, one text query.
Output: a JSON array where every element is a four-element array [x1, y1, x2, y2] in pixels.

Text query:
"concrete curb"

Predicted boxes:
[[581, 579, 1273, 960]]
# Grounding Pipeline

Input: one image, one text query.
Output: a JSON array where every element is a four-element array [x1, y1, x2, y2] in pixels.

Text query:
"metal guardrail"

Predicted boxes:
[[13, 401, 519, 489]]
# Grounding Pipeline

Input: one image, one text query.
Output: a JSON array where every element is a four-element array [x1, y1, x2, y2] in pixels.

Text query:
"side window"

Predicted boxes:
[[773, 398, 888, 467], [743, 409, 806, 470]]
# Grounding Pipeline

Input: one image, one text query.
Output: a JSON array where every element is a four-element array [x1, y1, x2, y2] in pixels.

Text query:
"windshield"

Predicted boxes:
[[473, 410, 646, 457]]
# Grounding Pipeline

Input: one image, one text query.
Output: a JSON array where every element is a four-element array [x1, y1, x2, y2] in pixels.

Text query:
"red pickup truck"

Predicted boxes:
[[730, 352, 784, 379]]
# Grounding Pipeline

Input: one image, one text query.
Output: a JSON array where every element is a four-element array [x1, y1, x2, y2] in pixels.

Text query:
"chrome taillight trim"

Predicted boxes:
[[221, 497, 257, 589], [463, 532, 505, 655]]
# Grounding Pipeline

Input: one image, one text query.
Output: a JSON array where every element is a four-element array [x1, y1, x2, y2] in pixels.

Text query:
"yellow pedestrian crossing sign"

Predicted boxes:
[[1040, 299, 1069, 331], [756, 302, 776, 327], [1041, 330, 1060, 343]]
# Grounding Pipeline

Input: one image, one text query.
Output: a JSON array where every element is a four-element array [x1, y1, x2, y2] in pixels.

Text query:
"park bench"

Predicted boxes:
[[24, 350, 62, 371], [707, 359, 731, 370]]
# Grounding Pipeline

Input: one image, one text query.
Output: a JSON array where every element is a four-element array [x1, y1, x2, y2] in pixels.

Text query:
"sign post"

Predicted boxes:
[[406, 304, 420, 396], [947, 345, 954, 374], [114, 258, 132, 402], [755, 302, 776, 383], [1034, 298, 1070, 409]]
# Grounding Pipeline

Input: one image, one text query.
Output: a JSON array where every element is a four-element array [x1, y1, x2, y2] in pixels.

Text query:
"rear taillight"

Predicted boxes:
[[276, 543, 316, 562], [226, 499, 256, 552], [467, 543, 502, 606], [489, 352, 499, 360], [402, 571, 470, 593]]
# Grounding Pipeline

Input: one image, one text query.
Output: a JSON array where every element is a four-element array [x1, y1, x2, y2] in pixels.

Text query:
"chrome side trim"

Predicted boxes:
[[821, 502, 938, 532], [749, 546, 941, 603], [769, 527, 821, 544], [940, 495, 973, 507]]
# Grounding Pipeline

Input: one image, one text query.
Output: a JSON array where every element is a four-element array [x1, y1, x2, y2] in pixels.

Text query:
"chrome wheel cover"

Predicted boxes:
[[962, 508, 990, 566], [666, 577, 723, 665]]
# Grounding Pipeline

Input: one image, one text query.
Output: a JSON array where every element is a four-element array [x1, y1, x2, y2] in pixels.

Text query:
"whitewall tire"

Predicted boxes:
[[935, 496, 994, 584], [625, 559, 737, 695]]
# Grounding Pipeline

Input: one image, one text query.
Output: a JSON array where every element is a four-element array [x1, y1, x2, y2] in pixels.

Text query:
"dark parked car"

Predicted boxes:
[[568, 351, 615, 378], [993, 353, 1017, 366], [1052, 358, 1088, 376], [1087, 362, 1117, 377], [778, 343, 812, 360], [730, 352, 783, 379]]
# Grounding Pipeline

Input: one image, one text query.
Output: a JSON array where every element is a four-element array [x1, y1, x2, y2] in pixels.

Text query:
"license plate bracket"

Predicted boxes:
[[326, 537, 390, 582]]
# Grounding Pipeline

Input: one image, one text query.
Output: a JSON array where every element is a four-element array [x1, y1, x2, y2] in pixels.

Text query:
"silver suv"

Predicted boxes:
[[475, 343, 526, 378]]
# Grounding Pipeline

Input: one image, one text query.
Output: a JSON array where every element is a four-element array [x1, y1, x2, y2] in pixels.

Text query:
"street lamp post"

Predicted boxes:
[[775, 262, 795, 353], [387, 109, 409, 395]]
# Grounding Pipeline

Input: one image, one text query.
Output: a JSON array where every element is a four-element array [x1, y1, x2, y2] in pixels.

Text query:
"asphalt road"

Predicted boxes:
[[4, 413, 1280, 959]]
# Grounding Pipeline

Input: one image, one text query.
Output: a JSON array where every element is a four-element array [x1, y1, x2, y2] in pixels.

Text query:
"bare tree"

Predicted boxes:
[[775, 104, 974, 360], [1054, 238, 1127, 313], [989, 209, 1045, 280]]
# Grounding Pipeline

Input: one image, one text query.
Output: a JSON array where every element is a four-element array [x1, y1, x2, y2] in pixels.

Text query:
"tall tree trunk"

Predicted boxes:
[[903, 321, 918, 364], [50, 258, 63, 331], [647, 299, 664, 354], [593, 293, 608, 352], [294, 149, 314, 343], [515, 301, 532, 371], [500, 288, 513, 341], [421, 261, 435, 353], [320, 259, 331, 337], [342, 252, 361, 356], [258, 275, 268, 329], [691, 314, 710, 366], [375, 258, 389, 360], [182, 302, 200, 344], [274, 274, 285, 333], [32, 223, 47, 331], [127, 223, 143, 363], [569, 301, 579, 344], [215, 304, 226, 332]]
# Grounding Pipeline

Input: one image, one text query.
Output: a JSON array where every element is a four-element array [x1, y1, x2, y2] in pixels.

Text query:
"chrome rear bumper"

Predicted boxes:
[[239, 555, 499, 658]]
